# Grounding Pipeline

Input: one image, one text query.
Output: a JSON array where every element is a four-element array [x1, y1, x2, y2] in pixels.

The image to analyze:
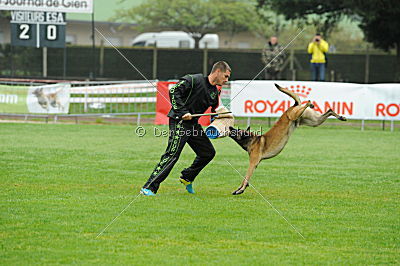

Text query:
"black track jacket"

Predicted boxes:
[[167, 74, 220, 121]]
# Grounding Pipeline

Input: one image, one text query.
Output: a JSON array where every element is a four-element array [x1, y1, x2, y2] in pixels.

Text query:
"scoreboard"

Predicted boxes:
[[1, 0, 93, 76], [1, 0, 93, 48], [10, 10, 66, 48]]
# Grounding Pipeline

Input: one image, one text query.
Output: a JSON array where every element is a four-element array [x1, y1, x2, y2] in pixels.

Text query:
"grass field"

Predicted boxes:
[[1, 122, 399, 264]]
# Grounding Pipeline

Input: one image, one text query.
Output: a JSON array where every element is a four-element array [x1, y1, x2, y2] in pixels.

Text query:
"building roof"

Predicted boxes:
[[67, 0, 143, 22]]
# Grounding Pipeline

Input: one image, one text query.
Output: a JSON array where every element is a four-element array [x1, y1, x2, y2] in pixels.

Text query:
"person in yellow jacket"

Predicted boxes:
[[307, 33, 329, 81]]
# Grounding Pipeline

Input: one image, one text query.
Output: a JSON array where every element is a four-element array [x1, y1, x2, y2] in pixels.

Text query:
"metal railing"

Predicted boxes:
[[0, 79, 157, 124], [68, 80, 157, 114]]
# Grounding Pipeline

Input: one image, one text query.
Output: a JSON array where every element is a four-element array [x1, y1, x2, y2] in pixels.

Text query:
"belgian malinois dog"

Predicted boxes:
[[229, 84, 346, 195]]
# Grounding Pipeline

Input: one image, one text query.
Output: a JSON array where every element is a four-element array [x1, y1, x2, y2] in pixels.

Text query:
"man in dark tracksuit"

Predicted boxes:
[[141, 61, 231, 195]]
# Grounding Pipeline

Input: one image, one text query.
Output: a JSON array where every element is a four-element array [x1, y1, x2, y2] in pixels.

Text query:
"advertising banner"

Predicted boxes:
[[0, 85, 29, 113], [0, 0, 93, 13], [230, 81, 400, 120], [27, 83, 70, 114]]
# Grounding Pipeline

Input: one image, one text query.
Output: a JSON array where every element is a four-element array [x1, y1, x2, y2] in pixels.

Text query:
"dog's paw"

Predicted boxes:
[[232, 190, 244, 195], [339, 116, 347, 121], [232, 188, 245, 195]]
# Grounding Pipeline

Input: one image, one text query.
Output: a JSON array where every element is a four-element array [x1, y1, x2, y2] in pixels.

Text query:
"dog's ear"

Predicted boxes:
[[246, 126, 250, 131]]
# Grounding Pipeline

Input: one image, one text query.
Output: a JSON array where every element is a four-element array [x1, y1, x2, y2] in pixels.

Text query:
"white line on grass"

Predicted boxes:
[[225, 159, 305, 239], [96, 193, 142, 238], [93, 27, 180, 238], [93, 26, 306, 238]]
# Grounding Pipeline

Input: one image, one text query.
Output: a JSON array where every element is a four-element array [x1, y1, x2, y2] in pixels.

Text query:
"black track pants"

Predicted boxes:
[[143, 118, 216, 193]]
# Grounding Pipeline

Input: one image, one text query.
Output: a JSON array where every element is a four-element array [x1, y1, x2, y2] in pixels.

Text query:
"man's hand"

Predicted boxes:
[[182, 113, 192, 120]]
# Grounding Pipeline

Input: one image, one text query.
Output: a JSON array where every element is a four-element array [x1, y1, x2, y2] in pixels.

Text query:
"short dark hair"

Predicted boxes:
[[211, 61, 231, 74]]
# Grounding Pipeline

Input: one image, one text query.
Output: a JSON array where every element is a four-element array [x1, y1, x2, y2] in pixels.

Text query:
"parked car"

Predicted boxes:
[[132, 31, 219, 49]]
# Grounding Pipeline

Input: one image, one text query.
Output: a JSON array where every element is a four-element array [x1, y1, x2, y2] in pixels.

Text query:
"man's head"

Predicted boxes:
[[210, 61, 231, 86], [314, 33, 322, 42], [270, 36, 278, 45]]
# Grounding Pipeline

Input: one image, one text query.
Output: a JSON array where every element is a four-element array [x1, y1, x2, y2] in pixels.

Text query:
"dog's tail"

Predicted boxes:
[[274, 83, 301, 106]]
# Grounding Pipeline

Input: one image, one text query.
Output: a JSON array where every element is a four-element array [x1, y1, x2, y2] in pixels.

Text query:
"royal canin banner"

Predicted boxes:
[[155, 81, 211, 126], [230, 81, 400, 120]]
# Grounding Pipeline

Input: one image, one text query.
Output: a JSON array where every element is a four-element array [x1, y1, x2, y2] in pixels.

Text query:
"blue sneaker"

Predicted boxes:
[[140, 188, 155, 196], [179, 178, 195, 194]]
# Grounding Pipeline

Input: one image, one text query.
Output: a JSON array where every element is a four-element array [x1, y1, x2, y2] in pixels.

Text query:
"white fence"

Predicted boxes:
[[69, 81, 157, 113]]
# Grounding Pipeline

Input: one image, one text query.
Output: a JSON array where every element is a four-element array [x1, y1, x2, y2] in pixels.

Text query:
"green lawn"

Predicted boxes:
[[0, 123, 399, 264]]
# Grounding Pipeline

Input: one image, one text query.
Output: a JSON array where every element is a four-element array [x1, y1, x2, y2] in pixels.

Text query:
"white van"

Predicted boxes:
[[132, 31, 219, 49]]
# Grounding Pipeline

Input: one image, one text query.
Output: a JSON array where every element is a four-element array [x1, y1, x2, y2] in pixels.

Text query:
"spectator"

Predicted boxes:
[[308, 33, 329, 81], [262, 36, 286, 80]]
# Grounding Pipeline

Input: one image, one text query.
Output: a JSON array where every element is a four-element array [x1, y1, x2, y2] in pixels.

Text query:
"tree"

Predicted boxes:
[[256, 0, 349, 38], [357, 2, 400, 81], [252, 9, 289, 40], [257, 0, 400, 81], [115, 0, 259, 48], [216, 1, 260, 46]]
